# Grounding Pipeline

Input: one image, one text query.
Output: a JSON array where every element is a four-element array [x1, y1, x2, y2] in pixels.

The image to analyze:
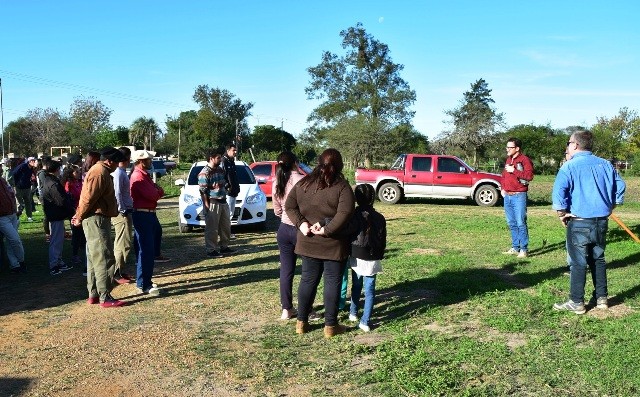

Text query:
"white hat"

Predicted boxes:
[[131, 150, 153, 161]]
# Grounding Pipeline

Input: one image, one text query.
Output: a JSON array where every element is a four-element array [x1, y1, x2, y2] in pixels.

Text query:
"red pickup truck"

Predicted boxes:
[[355, 154, 502, 206]]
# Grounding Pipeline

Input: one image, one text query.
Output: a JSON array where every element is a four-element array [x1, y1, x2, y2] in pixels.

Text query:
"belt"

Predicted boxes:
[[134, 208, 156, 213], [569, 216, 608, 221], [505, 191, 525, 196]]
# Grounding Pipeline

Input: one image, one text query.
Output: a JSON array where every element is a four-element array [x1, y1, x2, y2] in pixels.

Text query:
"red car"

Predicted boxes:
[[249, 161, 313, 198]]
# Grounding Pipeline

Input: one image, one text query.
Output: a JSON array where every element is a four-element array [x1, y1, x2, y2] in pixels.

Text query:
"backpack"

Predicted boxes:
[[352, 207, 386, 259]]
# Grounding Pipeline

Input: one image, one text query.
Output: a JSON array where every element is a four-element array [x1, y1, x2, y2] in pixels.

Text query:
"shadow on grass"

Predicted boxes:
[[0, 377, 33, 396]]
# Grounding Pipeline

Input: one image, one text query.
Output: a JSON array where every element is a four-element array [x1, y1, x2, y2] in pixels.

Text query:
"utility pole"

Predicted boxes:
[[177, 118, 181, 164]]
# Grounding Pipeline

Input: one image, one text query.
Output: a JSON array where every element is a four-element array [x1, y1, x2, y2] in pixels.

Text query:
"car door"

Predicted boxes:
[[251, 163, 274, 197], [403, 156, 433, 195], [431, 157, 473, 197]]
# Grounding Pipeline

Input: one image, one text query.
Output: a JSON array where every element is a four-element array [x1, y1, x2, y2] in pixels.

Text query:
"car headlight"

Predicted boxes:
[[245, 191, 266, 205], [182, 193, 202, 206]]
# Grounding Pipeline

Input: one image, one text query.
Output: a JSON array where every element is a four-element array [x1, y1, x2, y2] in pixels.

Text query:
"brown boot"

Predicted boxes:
[[323, 324, 346, 338], [296, 320, 310, 334]]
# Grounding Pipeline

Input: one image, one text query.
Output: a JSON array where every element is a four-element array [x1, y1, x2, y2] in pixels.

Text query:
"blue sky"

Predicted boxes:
[[1, 1, 639, 140]]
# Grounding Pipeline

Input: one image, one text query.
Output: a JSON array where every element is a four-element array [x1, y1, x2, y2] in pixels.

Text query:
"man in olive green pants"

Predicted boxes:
[[72, 147, 127, 308]]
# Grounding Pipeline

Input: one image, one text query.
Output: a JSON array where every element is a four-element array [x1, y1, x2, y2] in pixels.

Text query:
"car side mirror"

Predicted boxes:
[[459, 167, 467, 174], [175, 178, 185, 187]]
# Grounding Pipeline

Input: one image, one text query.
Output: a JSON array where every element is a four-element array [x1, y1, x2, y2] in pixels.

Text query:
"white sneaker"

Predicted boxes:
[[348, 314, 358, 322], [280, 308, 297, 320], [359, 323, 371, 332], [517, 250, 528, 258]]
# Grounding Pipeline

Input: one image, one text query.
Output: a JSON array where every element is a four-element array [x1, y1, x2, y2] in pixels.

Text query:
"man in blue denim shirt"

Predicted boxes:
[[552, 130, 626, 314]]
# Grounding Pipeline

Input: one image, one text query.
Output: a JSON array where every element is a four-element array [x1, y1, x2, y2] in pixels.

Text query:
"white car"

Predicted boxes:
[[175, 160, 267, 232]]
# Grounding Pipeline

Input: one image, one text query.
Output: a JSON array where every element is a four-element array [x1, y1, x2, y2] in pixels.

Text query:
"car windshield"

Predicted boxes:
[[187, 164, 255, 185], [390, 155, 406, 170]]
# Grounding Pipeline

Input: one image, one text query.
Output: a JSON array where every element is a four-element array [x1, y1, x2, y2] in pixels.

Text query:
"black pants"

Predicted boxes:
[[277, 223, 297, 310], [297, 255, 347, 326]]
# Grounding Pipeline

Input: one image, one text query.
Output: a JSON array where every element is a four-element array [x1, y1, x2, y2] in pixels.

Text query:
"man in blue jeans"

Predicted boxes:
[[552, 130, 626, 314], [501, 138, 534, 258]]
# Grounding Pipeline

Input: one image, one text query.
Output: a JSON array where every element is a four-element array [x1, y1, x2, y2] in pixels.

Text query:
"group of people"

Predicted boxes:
[[273, 148, 387, 337], [499, 131, 626, 315], [0, 147, 171, 307], [0, 129, 627, 328]]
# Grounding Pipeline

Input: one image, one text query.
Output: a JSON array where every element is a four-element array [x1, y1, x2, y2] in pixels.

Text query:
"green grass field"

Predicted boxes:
[[1, 174, 639, 396]]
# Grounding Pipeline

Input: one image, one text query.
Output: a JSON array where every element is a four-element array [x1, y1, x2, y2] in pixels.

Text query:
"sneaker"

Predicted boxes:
[[587, 296, 609, 309], [502, 248, 518, 255], [517, 250, 528, 258], [207, 250, 223, 258], [348, 314, 358, 322], [154, 255, 171, 263], [59, 263, 73, 271], [87, 297, 99, 305], [136, 286, 161, 296], [359, 323, 371, 332], [308, 311, 323, 321], [50, 266, 62, 276], [220, 247, 235, 254], [281, 308, 297, 320], [553, 300, 586, 314], [10, 266, 22, 274], [100, 296, 127, 308]]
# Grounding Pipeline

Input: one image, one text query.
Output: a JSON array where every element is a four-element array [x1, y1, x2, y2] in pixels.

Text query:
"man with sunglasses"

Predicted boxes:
[[501, 138, 534, 258], [552, 130, 625, 314]]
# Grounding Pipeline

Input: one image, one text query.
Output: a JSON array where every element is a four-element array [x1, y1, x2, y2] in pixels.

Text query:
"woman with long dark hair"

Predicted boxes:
[[285, 148, 355, 338], [273, 151, 305, 320]]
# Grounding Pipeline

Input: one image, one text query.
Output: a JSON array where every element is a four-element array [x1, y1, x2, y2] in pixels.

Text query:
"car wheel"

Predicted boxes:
[[378, 183, 402, 205], [474, 185, 499, 207], [179, 223, 193, 233]]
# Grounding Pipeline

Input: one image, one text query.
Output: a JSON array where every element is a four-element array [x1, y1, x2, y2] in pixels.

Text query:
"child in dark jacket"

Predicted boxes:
[[348, 184, 386, 332]]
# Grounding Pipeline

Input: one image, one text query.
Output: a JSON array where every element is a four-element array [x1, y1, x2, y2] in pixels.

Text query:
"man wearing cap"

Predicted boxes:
[[111, 147, 135, 284], [12, 157, 37, 222], [130, 150, 165, 295], [72, 147, 126, 308], [0, 162, 27, 274]]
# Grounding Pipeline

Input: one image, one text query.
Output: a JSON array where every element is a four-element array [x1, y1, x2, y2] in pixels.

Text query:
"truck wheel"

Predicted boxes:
[[474, 185, 499, 207], [378, 183, 402, 204]]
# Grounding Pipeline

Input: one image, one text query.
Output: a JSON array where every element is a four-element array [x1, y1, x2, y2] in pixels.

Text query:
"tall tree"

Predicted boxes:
[[129, 117, 161, 150], [251, 125, 296, 154], [439, 78, 505, 165], [305, 23, 416, 165], [68, 97, 112, 149], [591, 107, 640, 160], [25, 108, 67, 155], [163, 110, 199, 162], [192, 85, 253, 149]]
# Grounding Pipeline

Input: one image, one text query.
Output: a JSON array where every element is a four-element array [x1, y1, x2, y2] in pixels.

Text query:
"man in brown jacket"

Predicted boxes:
[[72, 147, 126, 308]]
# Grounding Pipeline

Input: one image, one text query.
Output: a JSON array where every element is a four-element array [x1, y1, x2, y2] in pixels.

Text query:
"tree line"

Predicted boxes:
[[4, 23, 639, 175]]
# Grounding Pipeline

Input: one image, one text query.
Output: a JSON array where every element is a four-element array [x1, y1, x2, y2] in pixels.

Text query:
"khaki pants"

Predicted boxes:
[[112, 212, 133, 276], [204, 201, 231, 252], [83, 215, 115, 302]]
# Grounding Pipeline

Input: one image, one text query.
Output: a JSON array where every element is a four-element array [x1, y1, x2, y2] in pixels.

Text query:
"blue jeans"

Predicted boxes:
[[277, 223, 297, 310], [504, 192, 529, 251], [0, 214, 24, 268], [567, 217, 609, 303], [350, 271, 377, 326], [132, 211, 161, 290], [48, 220, 65, 268]]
